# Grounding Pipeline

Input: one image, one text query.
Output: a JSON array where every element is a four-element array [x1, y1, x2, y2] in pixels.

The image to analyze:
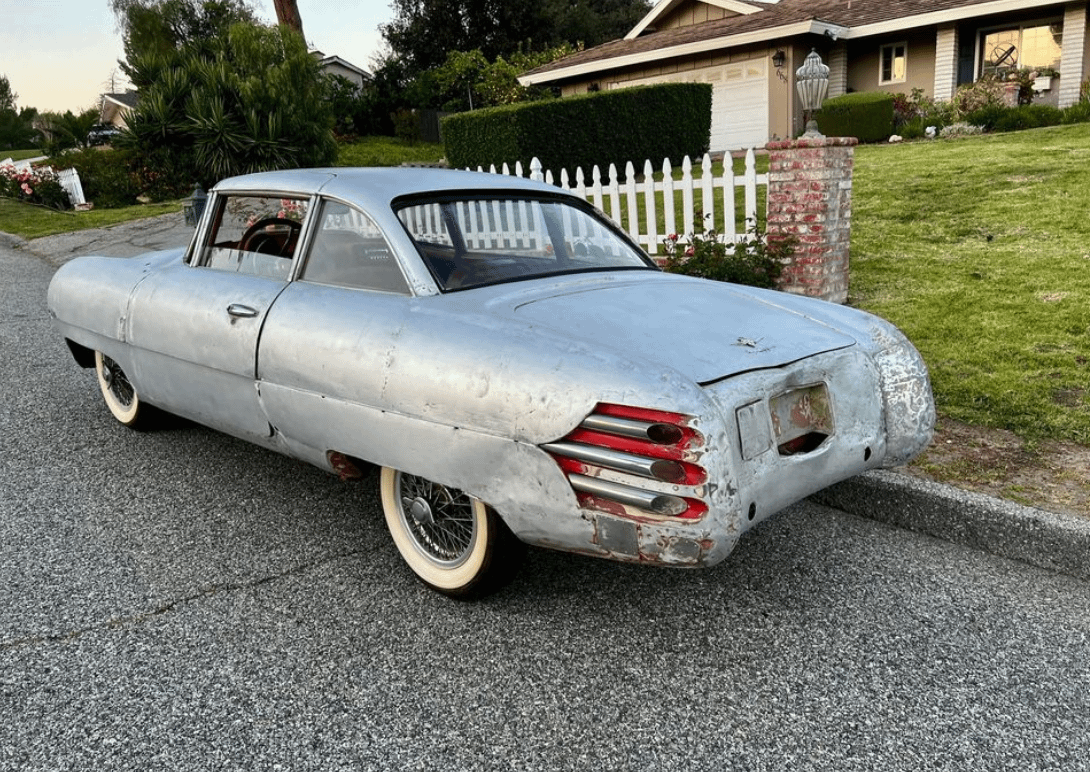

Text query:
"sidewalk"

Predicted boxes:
[[12, 213, 1090, 583]]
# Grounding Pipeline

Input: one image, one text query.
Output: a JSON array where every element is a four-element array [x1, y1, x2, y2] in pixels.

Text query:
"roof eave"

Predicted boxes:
[[626, 0, 771, 40], [520, 19, 844, 85], [844, 0, 1067, 38]]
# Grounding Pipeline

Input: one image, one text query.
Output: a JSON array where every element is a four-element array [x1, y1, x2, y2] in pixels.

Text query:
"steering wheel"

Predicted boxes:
[[240, 217, 302, 256]]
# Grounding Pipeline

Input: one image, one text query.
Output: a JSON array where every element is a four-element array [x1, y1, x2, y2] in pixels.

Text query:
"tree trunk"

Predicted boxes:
[[273, 0, 305, 38]]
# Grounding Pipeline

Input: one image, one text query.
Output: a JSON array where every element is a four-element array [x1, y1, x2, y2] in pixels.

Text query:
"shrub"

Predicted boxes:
[[954, 77, 1008, 117], [661, 224, 793, 289], [962, 103, 1012, 130], [1062, 99, 1090, 124], [964, 103, 1064, 132], [815, 92, 895, 142], [50, 148, 141, 208], [119, 22, 337, 196], [993, 104, 1063, 131]]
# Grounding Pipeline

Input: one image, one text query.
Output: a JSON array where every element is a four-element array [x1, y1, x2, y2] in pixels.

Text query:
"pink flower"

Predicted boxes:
[[21, 183, 32, 195], [685, 246, 694, 256]]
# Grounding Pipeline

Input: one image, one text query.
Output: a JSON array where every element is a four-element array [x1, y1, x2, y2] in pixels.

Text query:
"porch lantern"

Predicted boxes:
[[796, 48, 830, 138]]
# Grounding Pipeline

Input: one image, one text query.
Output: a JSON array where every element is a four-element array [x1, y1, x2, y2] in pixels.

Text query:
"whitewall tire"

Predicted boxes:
[[379, 466, 524, 599]]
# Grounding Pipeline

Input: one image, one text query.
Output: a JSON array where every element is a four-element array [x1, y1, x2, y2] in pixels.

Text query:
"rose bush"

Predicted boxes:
[[0, 162, 70, 210]]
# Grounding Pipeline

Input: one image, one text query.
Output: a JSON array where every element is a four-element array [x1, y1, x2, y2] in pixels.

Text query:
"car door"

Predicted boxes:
[[255, 197, 414, 456], [126, 192, 311, 445]]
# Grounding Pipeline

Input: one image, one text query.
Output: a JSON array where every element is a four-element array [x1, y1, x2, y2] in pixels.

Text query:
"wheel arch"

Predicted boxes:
[[64, 338, 96, 369]]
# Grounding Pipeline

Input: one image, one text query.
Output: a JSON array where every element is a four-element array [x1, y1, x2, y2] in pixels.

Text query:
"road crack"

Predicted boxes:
[[0, 548, 365, 651]]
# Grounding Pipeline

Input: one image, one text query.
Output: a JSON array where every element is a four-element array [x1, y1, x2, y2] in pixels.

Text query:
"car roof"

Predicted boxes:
[[212, 167, 574, 210]]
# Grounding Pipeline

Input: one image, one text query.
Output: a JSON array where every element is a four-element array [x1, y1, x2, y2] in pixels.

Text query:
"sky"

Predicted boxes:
[[1, 0, 392, 113]]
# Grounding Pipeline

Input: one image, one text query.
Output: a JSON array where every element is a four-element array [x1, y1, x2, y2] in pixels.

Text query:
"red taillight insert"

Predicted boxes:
[[545, 403, 709, 521]]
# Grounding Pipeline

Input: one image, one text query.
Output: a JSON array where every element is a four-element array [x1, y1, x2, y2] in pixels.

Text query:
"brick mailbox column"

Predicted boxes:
[[765, 136, 858, 304]]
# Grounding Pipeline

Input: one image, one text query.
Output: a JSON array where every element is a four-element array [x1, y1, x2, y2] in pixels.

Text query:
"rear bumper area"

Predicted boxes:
[[702, 347, 890, 535]]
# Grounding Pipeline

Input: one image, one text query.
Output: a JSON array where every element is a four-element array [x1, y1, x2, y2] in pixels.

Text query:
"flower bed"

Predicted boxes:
[[0, 161, 70, 210]]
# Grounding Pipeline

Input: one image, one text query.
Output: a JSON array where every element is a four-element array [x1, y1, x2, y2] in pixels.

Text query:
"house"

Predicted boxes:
[[519, 0, 1088, 152], [99, 92, 139, 130], [312, 51, 371, 89]]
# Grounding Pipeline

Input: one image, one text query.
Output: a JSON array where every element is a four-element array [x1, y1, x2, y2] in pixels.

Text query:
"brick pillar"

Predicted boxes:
[[765, 136, 857, 304]]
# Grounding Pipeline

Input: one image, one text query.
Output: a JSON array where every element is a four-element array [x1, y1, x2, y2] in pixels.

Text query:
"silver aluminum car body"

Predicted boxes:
[[48, 168, 934, 569]]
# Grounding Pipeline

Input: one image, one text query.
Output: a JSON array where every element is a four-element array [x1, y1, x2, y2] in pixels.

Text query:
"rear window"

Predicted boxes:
[[395, 195, 655, 291]]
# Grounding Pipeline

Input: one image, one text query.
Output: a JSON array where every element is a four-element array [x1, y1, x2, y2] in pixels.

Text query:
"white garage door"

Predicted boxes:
[[614, 58, 769, 153]]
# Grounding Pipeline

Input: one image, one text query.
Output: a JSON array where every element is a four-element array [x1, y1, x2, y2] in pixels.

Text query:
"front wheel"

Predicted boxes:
[[380, 467, 524, 599], [94, 351, 157, 430]]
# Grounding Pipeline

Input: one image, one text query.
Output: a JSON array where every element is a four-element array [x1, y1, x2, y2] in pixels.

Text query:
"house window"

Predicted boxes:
[[880, 42, 907, 84], [980, 21, 1062, 77]]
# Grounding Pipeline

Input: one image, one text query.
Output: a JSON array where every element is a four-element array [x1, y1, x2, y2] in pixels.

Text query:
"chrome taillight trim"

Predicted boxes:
[[579, 414, 682, 444], [543, 440, 664, 480], [568, 474, 688, 517]]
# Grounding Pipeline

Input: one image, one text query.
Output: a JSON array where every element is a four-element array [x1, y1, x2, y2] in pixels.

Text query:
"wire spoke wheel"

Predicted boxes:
[[94, 350, 150, 428], [379, 467, 525, 598], [100, 354, 135, 408], [397, 473, 478, 567]]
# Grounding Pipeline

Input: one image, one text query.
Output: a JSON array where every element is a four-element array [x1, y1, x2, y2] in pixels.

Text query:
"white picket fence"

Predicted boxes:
[[472, 148, 767, 253]]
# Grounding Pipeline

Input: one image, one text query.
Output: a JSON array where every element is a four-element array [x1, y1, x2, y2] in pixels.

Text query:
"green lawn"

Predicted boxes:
[[0, 148, 45, 162], [850, 124, 1090, 445], [0, 197, 181, 239], [336, 136, 445, 167]]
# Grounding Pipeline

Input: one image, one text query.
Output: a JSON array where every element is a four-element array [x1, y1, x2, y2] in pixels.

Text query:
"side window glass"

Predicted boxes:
[[301, 200, 409, 294], [200, 195, 308, 280]]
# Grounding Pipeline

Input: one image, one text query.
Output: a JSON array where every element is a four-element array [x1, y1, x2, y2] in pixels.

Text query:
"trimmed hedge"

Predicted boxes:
[[442, 82, 712, 175], [816, 91, 895, 142]]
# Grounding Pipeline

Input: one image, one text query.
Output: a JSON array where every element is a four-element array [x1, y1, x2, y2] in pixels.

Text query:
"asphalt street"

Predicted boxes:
[[2, 241, 1089, 771]]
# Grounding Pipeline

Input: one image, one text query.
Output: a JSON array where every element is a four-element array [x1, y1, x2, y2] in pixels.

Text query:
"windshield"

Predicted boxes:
[[395, 195, 655, 291]]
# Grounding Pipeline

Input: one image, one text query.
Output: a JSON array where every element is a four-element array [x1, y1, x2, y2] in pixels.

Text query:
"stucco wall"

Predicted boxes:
[[847, 30, 937, 97]]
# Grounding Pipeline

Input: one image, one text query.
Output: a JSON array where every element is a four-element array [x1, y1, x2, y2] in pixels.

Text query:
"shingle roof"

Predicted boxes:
[[524, 0, 1066, 80]]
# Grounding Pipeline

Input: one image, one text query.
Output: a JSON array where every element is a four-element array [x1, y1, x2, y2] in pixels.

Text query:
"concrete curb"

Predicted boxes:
[[810, 470, 1090, 581], [0, 231, 26, 251]]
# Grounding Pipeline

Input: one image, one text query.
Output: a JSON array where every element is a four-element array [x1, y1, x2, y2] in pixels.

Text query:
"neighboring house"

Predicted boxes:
[[99, 92, 139, 130], [312, 51, 371, 89], [520, 0, 1089, 152]]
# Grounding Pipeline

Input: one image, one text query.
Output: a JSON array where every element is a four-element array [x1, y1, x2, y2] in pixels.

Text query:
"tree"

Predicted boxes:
[[0, 76, 16, 112], [110, 0, 257, 85], [40, 108, 101, 153], [415, 45, 578, 112], [272, 0, 303, 37], [380, 0, 650, 80], [118, 20, 336, 195], [0, 76, 39, 150]]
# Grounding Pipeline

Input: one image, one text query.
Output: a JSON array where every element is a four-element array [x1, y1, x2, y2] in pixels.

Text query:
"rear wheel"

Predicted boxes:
[[380, 467, 524, 599], [94, 351, 156, 430]]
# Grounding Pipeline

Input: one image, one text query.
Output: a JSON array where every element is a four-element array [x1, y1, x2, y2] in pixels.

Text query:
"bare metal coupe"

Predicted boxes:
[[48, 168, 934, 598]]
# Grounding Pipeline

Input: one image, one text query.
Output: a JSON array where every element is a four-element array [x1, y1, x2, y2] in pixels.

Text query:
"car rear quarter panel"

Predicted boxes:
[[255, 281, 743, 560]]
